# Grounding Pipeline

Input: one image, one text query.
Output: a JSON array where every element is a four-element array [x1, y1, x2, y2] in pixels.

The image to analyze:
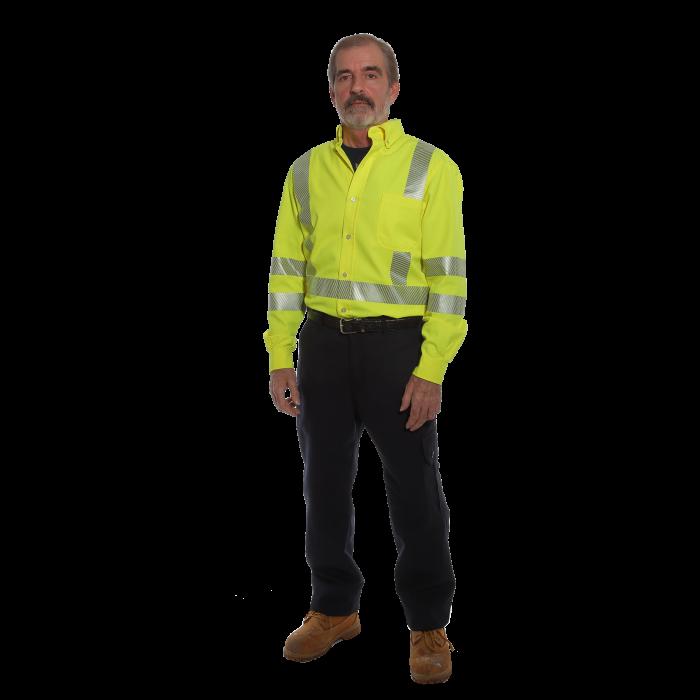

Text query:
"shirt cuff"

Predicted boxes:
[[412, 355, 448, 385], [269, 348, 295, 373]]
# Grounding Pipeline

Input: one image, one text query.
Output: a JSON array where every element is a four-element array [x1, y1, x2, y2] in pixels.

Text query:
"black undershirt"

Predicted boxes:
[[341, 143, 371, 171]]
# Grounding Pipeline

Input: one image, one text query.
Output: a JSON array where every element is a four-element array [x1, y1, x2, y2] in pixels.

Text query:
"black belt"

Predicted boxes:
[[306, 308, 423, 334]]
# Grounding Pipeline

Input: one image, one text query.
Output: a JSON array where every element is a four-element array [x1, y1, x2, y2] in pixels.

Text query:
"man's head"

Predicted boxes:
[[328, 34, 400, 130]]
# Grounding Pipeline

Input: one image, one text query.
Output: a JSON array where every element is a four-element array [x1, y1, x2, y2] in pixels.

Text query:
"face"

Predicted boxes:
[[329, 44, 400, 129]]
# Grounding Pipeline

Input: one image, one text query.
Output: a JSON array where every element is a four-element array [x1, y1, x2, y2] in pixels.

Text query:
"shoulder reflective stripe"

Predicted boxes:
[[293, 149, 313, 230], [427, 293, 466, 315], [268, 292, 306, 311], [404, 139, 436, 200], [303, 236, 313, 252], [390, 251, 411, 286], [308, 276, 428, 305], [423, 256, 467, 277], [270, 257, 306, 277]]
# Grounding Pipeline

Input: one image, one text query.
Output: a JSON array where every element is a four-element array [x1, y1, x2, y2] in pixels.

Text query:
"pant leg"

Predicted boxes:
[[349, 324, 455, 631], [295, 319, 365, 615]]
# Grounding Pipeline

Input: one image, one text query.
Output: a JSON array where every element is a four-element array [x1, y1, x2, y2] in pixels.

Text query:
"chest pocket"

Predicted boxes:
[[377, 192, 423, 253]]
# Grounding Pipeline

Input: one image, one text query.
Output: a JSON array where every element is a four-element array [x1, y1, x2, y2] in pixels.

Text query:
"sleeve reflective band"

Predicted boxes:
[[293, 148, 313, 230], [404, 140, 436, 199]]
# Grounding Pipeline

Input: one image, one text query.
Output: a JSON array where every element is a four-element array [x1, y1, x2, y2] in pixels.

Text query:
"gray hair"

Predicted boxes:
[[328, 33, 400, 87]]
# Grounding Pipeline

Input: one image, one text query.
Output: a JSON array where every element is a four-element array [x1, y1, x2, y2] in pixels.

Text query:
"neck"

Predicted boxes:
[[342, 119, 387, 148]]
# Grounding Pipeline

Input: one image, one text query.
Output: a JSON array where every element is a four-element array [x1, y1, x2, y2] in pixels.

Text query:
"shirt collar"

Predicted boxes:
[[334, 118, 405, 149]]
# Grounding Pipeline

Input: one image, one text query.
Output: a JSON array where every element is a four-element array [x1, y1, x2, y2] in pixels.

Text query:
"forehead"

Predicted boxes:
[[336, 43, 386, 71]]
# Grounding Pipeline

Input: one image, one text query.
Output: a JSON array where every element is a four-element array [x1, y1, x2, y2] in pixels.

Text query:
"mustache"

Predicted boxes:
[[347, 98, 372, 107]]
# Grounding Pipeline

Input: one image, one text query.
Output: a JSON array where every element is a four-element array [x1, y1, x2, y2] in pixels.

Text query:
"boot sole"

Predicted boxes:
[[283, 621, 361, 662], [410, 667, 452, 684]]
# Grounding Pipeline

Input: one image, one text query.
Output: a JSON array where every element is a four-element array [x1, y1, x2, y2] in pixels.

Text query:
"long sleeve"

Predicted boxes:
[[262, 165, 307, 372], [413, 152, 468, 385]]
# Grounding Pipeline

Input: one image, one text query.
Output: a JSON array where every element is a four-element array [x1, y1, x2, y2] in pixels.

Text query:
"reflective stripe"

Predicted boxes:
[[404, 139, 436, 200], [308, 276, 428, 305], [303, 236, 314, 252], [293, 149, 312, 230], [427, 293, 466, 315], [269, 257, 306, 277], [390, 251, 411, 286], [423, 256, 466, 277], [268, 292, 306, 311]]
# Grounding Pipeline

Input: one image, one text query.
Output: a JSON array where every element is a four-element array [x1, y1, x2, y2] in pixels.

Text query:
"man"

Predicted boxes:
[[263, 33, 466, 684]]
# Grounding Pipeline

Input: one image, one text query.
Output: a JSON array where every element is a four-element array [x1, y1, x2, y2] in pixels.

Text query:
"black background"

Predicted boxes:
[[105, 20, 585, 691]]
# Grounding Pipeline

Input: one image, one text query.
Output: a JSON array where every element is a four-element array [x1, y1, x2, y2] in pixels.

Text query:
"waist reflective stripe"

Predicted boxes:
[[270, 257, 306, 276], [308, 276, 428, 306], [268, 292, 305, 311], [427, 293, 466, 315], [404, 140, 436, 200], [423, 256, 467, 277]]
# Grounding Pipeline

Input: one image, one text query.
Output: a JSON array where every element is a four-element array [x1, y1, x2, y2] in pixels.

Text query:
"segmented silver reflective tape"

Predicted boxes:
[[390, 251, 411, 285], [303, 236, 314, 252], [426, 293, 466, 315], [293, 148, 313, 230], [268, 292, 306, 311], [269, 257, 306, 277], [308, 276, 428, 305], [423, 256, 466, 277], [404, 139, 436, 200]]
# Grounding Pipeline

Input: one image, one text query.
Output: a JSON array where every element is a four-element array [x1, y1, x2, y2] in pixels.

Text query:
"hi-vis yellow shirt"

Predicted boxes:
[[263, 118, 467, 385]]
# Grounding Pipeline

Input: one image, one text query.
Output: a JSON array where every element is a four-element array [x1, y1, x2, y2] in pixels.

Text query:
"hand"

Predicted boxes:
[[400, 374, 441, 431], [269, 368, 302, 417]]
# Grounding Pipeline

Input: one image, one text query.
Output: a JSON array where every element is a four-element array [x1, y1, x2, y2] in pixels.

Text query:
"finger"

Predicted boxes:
[[283, 387, 301, 417], [417, 410, 432, 430], [406, 401, 420, 430], [407, 406, 431, 431], [399, 387, 412, 412], [289, 382, 302, 408], [273, 384, 293, 416], [283, 396, 300, 417], [280, 391, 295, 416], [286, 394, 301, 416], [270, 384, 281, 412], [406, 405, 424, 431], [272, 384, 284, 411]]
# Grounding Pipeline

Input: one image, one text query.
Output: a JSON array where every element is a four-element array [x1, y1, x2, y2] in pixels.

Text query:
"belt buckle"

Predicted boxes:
[[339, 318, 361, 334]]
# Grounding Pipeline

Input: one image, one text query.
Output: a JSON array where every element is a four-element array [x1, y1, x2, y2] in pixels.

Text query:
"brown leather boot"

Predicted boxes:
[[409, 627, 455, 684], [283, 609, 361, 662]]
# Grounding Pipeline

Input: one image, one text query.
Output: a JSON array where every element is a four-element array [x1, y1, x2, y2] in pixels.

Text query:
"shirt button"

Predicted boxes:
[[341, 307, 347, 312], [342, 272, 347, 277], [350, 196, 356, 202], [346, 234, 351, 239]]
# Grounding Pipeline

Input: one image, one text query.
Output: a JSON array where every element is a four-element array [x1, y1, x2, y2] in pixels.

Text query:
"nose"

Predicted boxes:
[[348, 78, 371, 98]]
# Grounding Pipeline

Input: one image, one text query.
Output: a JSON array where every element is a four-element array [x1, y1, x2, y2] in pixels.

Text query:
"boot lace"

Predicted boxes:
[[302, 610, 331, 631], [413, 628, 456, 653]]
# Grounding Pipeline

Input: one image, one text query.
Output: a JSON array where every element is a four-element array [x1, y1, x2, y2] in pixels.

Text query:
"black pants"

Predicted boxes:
[[295, 313, 455, 631]]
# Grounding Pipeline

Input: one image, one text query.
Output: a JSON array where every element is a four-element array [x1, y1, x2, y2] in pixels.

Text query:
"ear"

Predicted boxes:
[[390, 81, 400, 105]]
